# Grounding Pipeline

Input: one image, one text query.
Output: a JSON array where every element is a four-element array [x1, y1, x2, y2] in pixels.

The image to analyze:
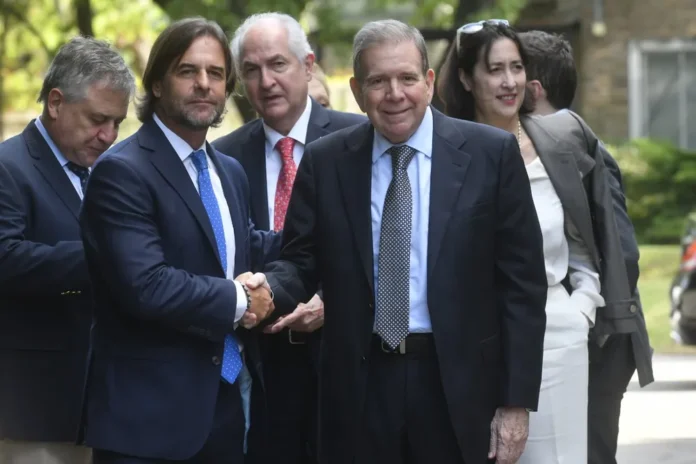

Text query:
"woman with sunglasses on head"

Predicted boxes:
[[436, 20, 637, 464]]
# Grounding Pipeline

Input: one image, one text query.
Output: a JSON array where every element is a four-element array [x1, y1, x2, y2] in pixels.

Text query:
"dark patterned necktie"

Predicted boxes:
[[376, 145, 416, 349], [66, 161, 89, 195]]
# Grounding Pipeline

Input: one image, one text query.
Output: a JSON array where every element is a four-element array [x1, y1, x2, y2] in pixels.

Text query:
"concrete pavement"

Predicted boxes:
[[617, 354, 696, 463]]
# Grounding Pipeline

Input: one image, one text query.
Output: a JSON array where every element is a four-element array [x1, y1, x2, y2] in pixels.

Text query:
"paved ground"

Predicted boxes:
[[617, 354, 696, 463]]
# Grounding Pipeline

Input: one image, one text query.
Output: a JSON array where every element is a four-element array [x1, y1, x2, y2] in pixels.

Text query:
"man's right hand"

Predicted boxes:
[[235, 272, 274, 328]]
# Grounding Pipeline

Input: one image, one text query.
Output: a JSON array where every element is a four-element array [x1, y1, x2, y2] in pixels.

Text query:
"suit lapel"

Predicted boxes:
[[140, 119, 224, 271], [522, 116, 598, 264], [208, 144, 247, 274], [427, 110, 470, 277], [24, 121, 81, 220], [336, 122, 375, 293], [239, 122, 269, 230], [305, 98, 332, 144]]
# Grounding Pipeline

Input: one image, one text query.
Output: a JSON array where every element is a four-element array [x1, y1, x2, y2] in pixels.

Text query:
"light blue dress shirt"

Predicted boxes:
[[371, 107, 433, 333], [34, 117, 86, 199]]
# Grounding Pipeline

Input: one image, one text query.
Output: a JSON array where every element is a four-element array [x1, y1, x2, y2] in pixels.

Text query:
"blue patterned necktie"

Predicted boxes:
[[191, 149, 242, 384], [66, 161, 89, 195]]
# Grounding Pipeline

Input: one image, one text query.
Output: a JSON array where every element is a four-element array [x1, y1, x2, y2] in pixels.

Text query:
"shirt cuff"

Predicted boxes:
[[571, 291, 598, 327], [233, 281, 248, 323]]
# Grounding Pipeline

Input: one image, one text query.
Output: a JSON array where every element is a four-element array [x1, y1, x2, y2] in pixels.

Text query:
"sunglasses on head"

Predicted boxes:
[[455, 19, 510, 52]]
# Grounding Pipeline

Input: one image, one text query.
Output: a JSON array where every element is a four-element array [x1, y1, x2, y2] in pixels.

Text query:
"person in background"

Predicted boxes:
[[0, 36, 133, 464], [308, 63, 332, 108], [213, 12, 365, 464], [520, 28, 655, 464]]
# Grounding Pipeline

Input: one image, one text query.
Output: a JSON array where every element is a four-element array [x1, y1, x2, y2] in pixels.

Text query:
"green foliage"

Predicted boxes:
[[608, 138, 696, 244]]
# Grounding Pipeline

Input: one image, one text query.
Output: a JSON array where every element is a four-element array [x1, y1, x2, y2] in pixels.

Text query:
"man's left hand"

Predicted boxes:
[[488, 406, 529, 464], [263, 293, 324, 333]]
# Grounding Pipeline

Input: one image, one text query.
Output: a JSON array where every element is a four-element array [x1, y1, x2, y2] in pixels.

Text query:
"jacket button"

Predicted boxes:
[[629, 304, 637, 313], [368, 303, 374, 309], [212, 356, 221, 366]]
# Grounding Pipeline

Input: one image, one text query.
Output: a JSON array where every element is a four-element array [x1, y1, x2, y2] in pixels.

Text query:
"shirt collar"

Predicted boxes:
[[263, 96, 313, 155], [372, 106, 433, 164], [34, 117, 70, 168], [153, 113, 207, 162]]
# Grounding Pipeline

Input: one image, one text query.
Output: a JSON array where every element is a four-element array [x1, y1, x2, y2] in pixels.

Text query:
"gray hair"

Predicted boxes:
[[38, 36, 135, 106], [352, 20, 429, 84], [230, 12, 313, 79]]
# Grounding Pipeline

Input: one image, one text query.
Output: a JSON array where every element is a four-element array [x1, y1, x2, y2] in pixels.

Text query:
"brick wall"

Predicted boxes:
[[575, 0, 696, 141]]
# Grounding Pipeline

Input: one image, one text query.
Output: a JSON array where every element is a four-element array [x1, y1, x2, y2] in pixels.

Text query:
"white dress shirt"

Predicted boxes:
[[153, 115, 248, 321], [34, 117, 87, 199], [371, 107, 433, 333], [263, 96, 313, 227]]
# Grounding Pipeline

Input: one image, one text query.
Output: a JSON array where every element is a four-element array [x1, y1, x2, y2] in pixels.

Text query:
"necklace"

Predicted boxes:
[[517, 119, 522, 147]]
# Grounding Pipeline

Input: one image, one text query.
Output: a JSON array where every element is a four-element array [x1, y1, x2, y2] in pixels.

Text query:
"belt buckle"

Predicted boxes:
[[381, 339, 406, 354], [288, 329, 306, 345]]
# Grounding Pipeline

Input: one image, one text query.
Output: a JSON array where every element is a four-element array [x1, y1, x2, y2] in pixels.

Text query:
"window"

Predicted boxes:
[[628, 39, 696, 149]]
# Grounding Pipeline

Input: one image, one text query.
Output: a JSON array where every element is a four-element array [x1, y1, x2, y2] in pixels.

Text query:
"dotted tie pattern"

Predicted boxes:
[[376, 145, 416, 350], [66, 161, 90, 195], [190, 149, 242, 383], [274, 137, 297, 231]]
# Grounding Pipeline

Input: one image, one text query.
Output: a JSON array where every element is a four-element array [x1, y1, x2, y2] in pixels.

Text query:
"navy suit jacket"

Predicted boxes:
[[264, 109, 548, 464], [80, 118, 280, 460], [0, 121, 92, 442]]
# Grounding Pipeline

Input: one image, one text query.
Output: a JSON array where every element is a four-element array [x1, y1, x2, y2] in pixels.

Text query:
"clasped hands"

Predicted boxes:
[[235, 272, 274, 329]]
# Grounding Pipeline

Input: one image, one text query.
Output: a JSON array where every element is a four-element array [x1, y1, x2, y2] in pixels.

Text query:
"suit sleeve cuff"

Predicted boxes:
[[233, 281, 248, 323]]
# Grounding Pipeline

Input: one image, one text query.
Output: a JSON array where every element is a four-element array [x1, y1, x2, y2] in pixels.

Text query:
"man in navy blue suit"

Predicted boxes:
[[0, 37, 133, 464], [80, 18, 279, 464]]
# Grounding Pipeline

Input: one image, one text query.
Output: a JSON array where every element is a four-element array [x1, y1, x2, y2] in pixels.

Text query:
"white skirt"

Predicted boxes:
[[518, 284, 590, 464]]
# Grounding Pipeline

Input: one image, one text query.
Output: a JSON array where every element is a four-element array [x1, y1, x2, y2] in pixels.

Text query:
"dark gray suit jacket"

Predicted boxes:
[[522, 112, 654, 387]]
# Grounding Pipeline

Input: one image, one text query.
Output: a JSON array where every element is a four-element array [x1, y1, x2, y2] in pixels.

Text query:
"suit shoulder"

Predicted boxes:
[[306, 122, 363, 155], [327, 110, 368, 129], [92, 134, 141, 170], [0, 133, 28, 166], [212, 119, 262, 156], [449, 116, 512, 143]]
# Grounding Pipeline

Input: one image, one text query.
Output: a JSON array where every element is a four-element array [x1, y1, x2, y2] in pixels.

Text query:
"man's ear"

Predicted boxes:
[[526, 80, 545, 102]]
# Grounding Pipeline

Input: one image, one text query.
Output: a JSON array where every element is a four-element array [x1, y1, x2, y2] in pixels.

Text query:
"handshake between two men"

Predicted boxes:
[[235, 272, 275, 330], [234, 272, 325, 333]]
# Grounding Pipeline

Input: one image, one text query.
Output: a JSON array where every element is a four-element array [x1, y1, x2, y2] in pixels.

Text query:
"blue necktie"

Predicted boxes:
[[191, 149, 242, 384]]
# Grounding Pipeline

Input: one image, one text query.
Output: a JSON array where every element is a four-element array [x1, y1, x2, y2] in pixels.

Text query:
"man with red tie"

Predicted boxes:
[[213, 12, 365, 464]]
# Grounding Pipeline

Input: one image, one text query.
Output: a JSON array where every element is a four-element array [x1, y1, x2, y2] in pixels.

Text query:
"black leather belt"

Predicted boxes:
[[371, 333, 435, 355]]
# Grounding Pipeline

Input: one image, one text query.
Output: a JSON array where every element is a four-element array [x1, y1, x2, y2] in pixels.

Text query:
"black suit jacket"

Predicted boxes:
[[79, 119, 280, 460], [213, 98, 367, 235], [0, 121, 92, 442], [264, 109, 548, 464]]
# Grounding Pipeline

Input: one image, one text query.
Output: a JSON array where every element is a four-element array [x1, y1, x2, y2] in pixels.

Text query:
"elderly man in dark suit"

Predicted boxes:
[[0, 37, 134, 464], [248, 19, 548, 464], [213, 12, 366, 464]]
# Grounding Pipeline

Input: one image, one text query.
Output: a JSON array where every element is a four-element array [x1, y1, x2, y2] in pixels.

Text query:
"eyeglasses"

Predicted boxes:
[[455, 19, 510, 52]]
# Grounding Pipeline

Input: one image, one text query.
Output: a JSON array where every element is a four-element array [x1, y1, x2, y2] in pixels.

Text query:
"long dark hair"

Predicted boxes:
[[136, 17, 236, 123], [437, 22, 533, 121]]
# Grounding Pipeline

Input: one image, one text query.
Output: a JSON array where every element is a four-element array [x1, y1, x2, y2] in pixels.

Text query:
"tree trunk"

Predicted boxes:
[[75, 0, 94, 37]]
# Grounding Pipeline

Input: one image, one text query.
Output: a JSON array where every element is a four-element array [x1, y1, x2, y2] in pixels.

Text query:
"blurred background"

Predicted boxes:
[[1, 1, 696, 461]]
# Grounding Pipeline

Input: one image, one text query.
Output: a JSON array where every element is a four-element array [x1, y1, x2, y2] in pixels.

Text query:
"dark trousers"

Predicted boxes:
[[355, 335, 466, 464], [587, 334, 636, 464], [92, 381, 244, 464], [248, 330, 317, 464]]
